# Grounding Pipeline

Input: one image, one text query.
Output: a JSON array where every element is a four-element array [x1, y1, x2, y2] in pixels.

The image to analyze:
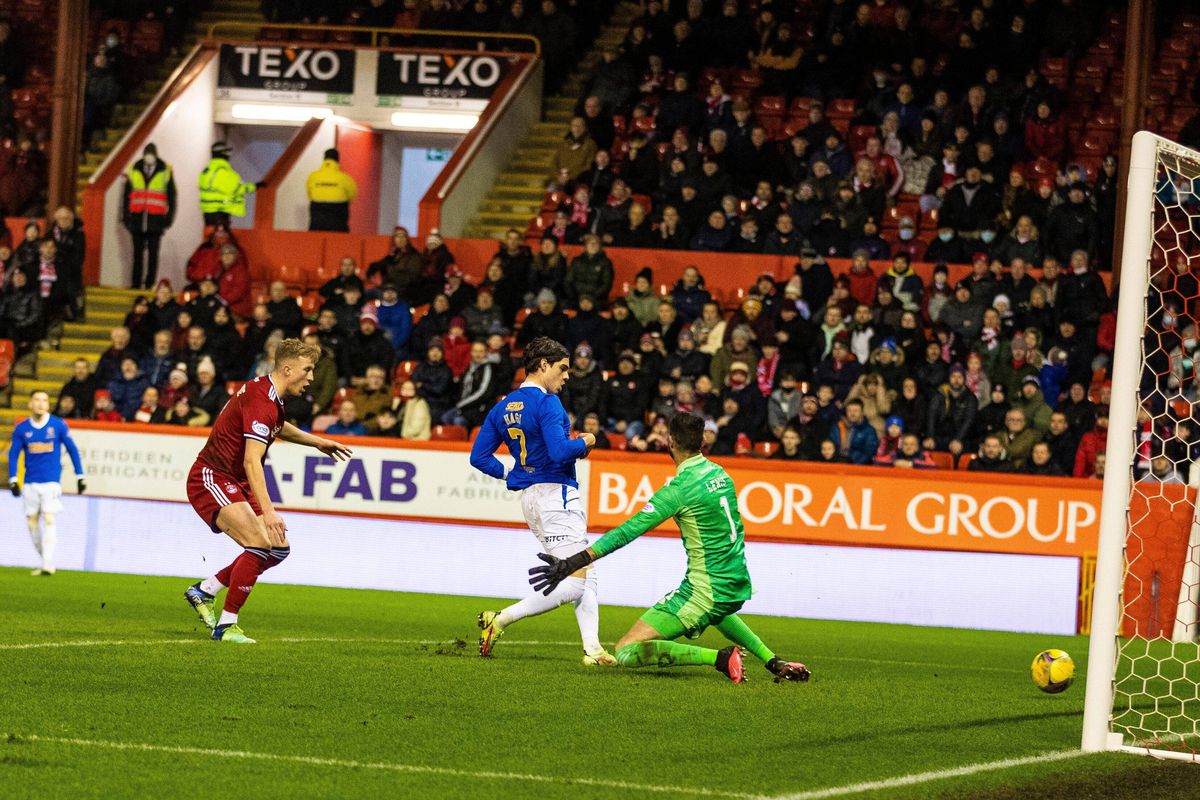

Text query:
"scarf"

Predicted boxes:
[[757, 352, 779, 396], [570, 200, 589, 226], [38, 258, 56, 298]]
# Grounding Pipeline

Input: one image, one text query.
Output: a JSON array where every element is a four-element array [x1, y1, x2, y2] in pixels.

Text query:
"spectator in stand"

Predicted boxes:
[[408, 292, 451, 358], [109, 356, 149, 420], [444, 341, 500, 430], [813, 338, 863, 403], [662, 328, 709, 382], [828, 399, 878, 465], [411, 340, 454, 421], [565, 293, 611, 363], [95, 325, 137, 384], [122, 143, 176, 289], [969, 434, 1012, 473], [771, 427, 805, 461], [1023, 101, 1066, 163], [1074, 407, 1109, 478], [605, 352, 649, 437], [139, 329, 175, 387], [1044, 184, 1099, 264], [442, 264, 476, 316], [263, 280, 301, 337], [165, 394, 209, 427], [326, 400, 368, 437], [1000, 407, 1041, 469], [354, 365, 393, 425], [57, 359, 99, 418], [132, 386, 166, 424], [92, 389, 122, 422], [563, 234, 613, 308], [122, 294, 155, 352], [550, 117, 597, 183], [306, 148, 357, 232], [345, 305, 395, 385], [527, 235, 566, 303], [190, 358, 227, 420], [881, 433, 938, 469], [710, 325, 759, 388], [690, 210, 734, 252], [83, 52, 120, 150], [518, 288, 568, 347], [0, 137, 45, 218], [441, 317, 471, 379], [924, 364, 976, 457], [301, 326, 337, 418], [185, 226, 236, 287], [1023, 441, 1064, 476], [319, 256, 365, 304], [387, 380, 430, 440], [367, 227, 423, 300], [462, 286, 502, 342]]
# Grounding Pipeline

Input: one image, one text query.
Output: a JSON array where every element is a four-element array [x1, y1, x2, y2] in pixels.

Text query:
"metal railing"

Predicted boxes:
[[205, 21, 540, 56]]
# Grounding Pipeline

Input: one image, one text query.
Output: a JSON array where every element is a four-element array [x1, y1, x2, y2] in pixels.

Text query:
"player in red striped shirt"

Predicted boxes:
[[184, 339, 352, 643]]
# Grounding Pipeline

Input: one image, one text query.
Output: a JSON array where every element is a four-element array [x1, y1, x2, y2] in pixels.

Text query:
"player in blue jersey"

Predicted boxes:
[[469, 337, 615, 666], [8, 390, 85, 575]]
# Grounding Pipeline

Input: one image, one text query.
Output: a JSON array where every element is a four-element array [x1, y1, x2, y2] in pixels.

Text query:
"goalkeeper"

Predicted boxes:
[[529, 412, 810, 684]]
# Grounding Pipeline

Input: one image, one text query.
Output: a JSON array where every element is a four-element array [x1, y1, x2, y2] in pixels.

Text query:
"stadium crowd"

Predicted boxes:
[[4, 0, 1200, 484]]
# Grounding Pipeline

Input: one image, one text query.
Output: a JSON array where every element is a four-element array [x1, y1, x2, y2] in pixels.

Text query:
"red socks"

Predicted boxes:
[[222, 549, 270, 614]]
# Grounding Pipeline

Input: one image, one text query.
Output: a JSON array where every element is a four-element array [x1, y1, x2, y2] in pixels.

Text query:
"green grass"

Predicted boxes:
[[1, 567, 1196, 799]]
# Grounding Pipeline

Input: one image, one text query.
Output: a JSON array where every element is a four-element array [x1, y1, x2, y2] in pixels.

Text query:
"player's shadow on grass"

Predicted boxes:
[[818, 708, 1083, 746]]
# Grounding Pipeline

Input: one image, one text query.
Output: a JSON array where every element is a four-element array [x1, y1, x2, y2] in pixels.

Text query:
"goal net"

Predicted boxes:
[[1083, 131, 1200, 760]]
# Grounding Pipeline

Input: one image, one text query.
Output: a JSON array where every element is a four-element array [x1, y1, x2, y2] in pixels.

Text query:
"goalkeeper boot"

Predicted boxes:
[[184, 583, 217, 629], [582, 649, 618, 667], [478, 611, 503, 657], [715, 646, 746, 684], [211, 623, 255, 644], [766, 657, 811, 683]]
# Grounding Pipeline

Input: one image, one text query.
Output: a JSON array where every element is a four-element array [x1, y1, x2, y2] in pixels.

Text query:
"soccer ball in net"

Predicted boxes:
[[1031, 649, 1076, 694]]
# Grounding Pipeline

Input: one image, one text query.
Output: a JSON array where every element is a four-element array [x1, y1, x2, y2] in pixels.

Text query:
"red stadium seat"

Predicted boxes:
[[431, 425, 468, 442], [276, 263, 307, 291], [300, 292, 321, 317], [333, 387, 357, 407], [608, 432, 627, 451], [393, 360, 419, 385], [929, 452, 955, 470], [753, 441, 779, 458]]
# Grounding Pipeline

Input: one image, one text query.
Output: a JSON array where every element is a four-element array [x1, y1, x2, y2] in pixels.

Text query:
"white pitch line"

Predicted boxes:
[[764, 749, 1089, 800], [4, 734, 757, 799]]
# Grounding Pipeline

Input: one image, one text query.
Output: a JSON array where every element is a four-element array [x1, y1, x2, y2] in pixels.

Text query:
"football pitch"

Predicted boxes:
[[1, 568, 1195, 799]]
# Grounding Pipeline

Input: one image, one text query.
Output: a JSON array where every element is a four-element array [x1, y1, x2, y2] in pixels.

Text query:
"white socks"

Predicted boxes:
[[26, 518, 41, 556], [40, 520, 56, 570], [199, 576, 225, 596], [497, 572, 602, 654], [218, 611, 238, 627], [574, 570, 602, 655]]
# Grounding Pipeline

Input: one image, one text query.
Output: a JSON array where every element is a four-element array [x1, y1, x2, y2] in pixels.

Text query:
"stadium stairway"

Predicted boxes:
[[461, 2, 639, 240], [76, 0, 266, 204], [0, 286, 142, 478]]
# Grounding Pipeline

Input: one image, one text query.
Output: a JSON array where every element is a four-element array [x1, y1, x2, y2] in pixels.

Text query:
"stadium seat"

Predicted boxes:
[[275, 263, 308, 292], [753, 441, 778, 458], [431, 425, 468, 442], [608, 432, 627, 451], [929, 452, 955, 470], [333, 387, 357, 407], [393, 360, 418, 384], [300, 292, 321, 317]]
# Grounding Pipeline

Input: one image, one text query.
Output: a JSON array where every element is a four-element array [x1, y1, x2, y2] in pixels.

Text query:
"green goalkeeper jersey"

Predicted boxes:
[[592, 454, 752, 605]]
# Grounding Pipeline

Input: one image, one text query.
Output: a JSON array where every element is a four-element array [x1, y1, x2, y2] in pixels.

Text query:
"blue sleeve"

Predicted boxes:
[[7, 424, 21, 480], [469, 409, 506, 480], [540, 397, 587, 464], [395, 305, 413, 349], [60, 420, 84, 476]]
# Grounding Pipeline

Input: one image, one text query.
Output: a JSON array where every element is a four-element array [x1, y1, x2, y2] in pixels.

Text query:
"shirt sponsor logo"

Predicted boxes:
[[640, 501, 656, 515]]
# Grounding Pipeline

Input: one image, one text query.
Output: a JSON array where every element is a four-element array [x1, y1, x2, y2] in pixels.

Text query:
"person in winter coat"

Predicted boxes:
[[49, 205, 85, 321], [408, 292, 451, 357], [411, 341, 455, 421], [0, 267, 40, 352], [1043, 185, 1099, 263], [1022, 442, 1064, 475], [660, 328, 709, 382], [813, 338, 863, 402], [709, 325, 760, 389], [550, 117, 597, 182], [444, 341, 500, 429], [968, 435, 1013, 472], [828, 400, 879, 465], [306, 148, 357, 232], [198, 140, 259, 228], [527, 235, 567, 303], [560, 343, 606, 428], [767, 372, 802, 439], [563, 235, 613, 308], [1023, 101, 1065, 162], [847, 372, 892, 437], [924, 365, 977, 455], [518, 289, 569, 347], [885, 253, 924, 313], [462, 286, 503, 342], [1000, 407, 1042, 469], [375, 283, 413, 355], [670, 266, 710, 323], [624, 267, 659, 326], [108, 356, 150, 420], [122, 143, 176, 289], [367, 227, 423, 299], [343, 305, 395, 384], [440, 317, 471, 380], [877, 433, 939, 469], [1073, 408, 1109, 477]]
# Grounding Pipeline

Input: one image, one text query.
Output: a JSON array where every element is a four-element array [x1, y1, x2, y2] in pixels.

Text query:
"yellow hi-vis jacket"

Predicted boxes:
[[306, 159, 358, 203], [198, 157, 255, 217]]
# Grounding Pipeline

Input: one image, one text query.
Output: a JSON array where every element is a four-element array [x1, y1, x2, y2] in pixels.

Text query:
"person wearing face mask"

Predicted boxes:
[[924, 224, 970, 266], [123, 143, 177, 290]]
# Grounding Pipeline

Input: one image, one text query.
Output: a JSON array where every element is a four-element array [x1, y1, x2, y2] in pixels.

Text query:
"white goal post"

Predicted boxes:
[[1082, 130, 1200, 760]]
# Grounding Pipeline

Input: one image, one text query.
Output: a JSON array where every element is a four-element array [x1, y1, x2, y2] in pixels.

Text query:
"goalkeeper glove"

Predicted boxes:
[[528, 550, 593, 595], [9, 479, 19, 498], [77, 476, 87, 494]]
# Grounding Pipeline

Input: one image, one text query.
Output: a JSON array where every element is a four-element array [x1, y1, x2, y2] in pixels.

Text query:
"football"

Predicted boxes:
[[1031, 649, 1076, 694]]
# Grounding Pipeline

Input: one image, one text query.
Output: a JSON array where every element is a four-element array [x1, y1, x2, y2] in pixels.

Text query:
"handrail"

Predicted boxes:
[[416, 55, 540, 239], [205, 21, 540, 56], [82, 43, 219, 285], [253, 116, 326, 230]]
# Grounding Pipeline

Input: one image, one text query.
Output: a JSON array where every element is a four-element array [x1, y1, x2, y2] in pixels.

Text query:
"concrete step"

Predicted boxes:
[[35, 365, 73, 382], [62, 322, 115, 338], [476, 210, 540, 226], [38, 353, 100, 372], [495, 172, 548, 188], [56, 337, 110, 353], [12, 378, 61, 398]]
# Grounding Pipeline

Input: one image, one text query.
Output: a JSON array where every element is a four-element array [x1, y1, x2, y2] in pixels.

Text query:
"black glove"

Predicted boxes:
[[77, 477, 87, 495], [9, 479, 19, 498], [528, 550, 594, 596]]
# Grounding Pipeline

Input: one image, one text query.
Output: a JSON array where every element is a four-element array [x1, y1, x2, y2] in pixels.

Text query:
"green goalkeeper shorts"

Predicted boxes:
[[641, 583, 745, 640]]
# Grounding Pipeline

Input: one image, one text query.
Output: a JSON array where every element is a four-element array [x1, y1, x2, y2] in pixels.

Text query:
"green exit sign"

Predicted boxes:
[[426, 149, 451, 162]]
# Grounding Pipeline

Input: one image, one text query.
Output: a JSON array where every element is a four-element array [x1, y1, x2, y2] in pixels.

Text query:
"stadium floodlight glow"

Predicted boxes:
[[230, 104, 334, 122], [390, 111, 478, 132]]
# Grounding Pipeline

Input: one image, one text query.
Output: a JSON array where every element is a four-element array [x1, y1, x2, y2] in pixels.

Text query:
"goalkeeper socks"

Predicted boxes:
[[222, 548, 270, 614], [615, 640, 719, 669], [497, 574, 585, 628], [26, 518, 41, 555], [40, 520, 57, 569], [715, 614, 776, 664], [573, 571, 602, 654]]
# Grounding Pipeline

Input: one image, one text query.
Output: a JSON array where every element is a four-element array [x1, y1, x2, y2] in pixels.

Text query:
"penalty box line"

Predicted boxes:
[[4, 733, 758, 799]]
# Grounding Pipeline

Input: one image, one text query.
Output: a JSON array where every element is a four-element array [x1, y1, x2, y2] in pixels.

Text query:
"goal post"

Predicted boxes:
[[1082, 131, 1200, 759]]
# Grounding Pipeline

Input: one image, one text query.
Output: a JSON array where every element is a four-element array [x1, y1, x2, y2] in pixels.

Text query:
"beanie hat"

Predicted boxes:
[[143, 143, 157, 157], [324, 148, 339, 161], [359, 304, 379, 325], [636, 266, 653, 283], [886, 415, 903, 431], [536, 288, 556, 305]]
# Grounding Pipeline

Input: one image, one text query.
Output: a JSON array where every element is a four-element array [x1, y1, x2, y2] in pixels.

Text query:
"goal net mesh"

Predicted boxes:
[[1111, 137, 1200, 754]]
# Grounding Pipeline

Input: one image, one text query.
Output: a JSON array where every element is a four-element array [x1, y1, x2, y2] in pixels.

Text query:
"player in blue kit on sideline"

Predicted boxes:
[[469, 336, 615, 666], [8, 390, 85, 576]]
